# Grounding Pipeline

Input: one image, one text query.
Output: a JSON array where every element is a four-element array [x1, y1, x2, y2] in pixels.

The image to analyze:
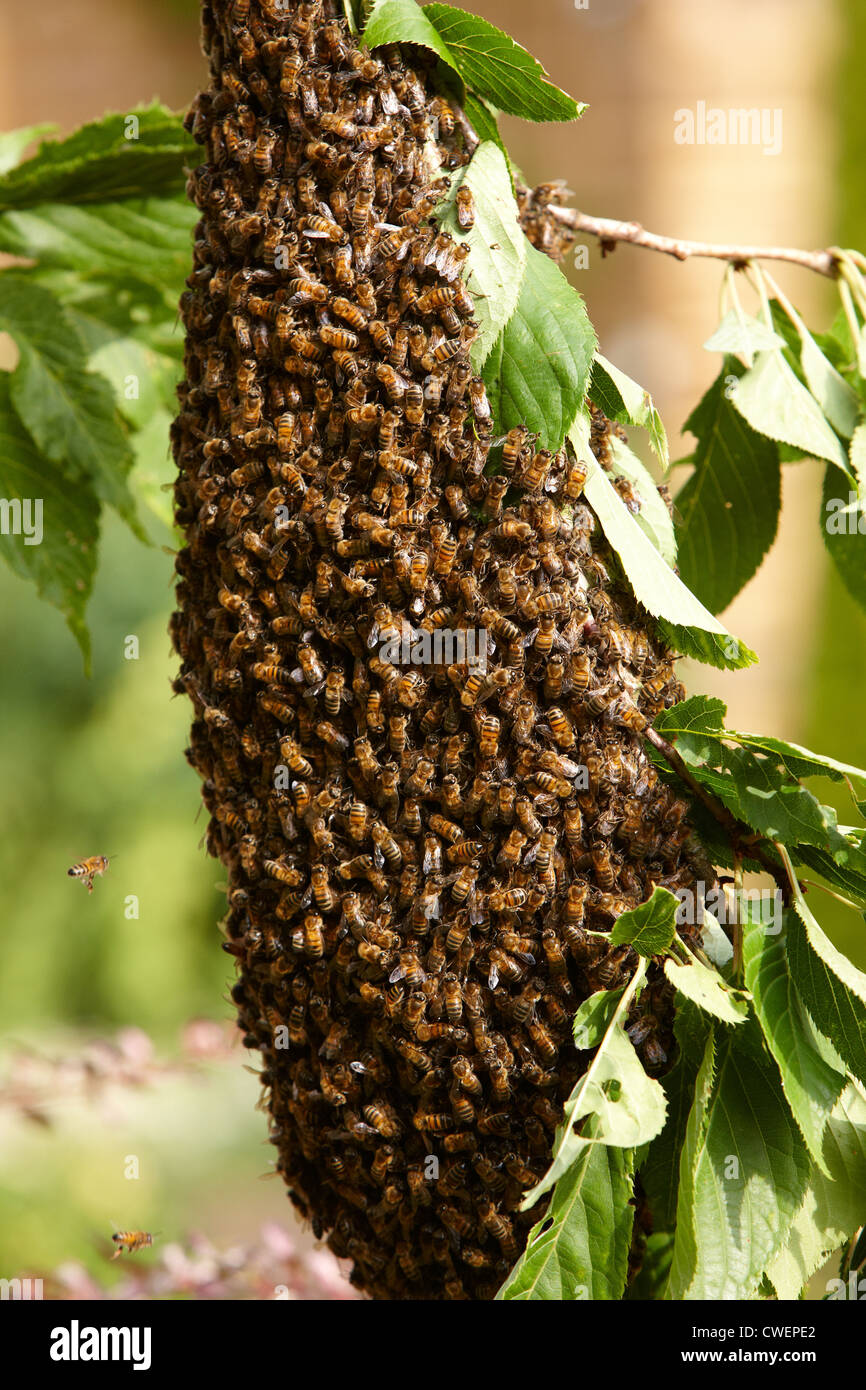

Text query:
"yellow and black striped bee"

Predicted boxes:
[[456, 185, 475, 231], [67, 855, 111, 894], [111, 1228, 154, 1259]]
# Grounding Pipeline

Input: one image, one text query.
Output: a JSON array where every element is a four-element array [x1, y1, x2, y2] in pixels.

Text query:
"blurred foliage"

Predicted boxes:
[[0, 509, 227, 1035], [800, 0, 866, 973]]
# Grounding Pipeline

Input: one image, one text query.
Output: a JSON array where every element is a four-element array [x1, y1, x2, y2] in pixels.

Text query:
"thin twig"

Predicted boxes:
[[548, 207, 842, 278], [644, 726, 790, 896]]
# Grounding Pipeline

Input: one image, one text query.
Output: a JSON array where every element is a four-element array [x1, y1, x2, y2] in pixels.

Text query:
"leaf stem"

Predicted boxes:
[[546, 207, 843, 278], [798, 878, 865, 914]]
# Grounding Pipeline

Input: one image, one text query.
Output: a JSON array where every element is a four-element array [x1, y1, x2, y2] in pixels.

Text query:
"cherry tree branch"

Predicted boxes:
[[548, 206, 842, 278]]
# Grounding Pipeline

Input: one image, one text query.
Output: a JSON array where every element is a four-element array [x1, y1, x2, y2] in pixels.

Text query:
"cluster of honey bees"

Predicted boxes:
[[171, 0, 713, 1299]]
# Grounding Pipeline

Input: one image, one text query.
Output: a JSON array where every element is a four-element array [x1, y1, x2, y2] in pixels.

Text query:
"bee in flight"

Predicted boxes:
[[110, 1228, 155, 1259], [67, 855, 111, 894]]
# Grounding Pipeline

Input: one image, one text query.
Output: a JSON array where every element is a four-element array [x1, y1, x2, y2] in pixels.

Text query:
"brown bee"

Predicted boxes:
[[111, 1229, 154, 1259], [67, 855, 111, 894]]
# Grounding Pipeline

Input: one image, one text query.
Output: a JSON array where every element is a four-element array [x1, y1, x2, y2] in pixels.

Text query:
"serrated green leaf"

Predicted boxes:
[[656, 619, 756, 671], [665, 1023, 716, 1297], [0, 123, 57, 177], [572, 987, 625, 1050], [589, 353, 668, 466], [793, 845, 866, 907], [664, 954, 750, 1025], [461, 93, 504, 149], [0, 274, 139, 530], [703, 310, 787, 359], [610, 887, 679, 956], [641, 1002, 712, 1232], [743, 911, 846, 1172], [0, 197, 198, 292], [0, 373, 98, 665], [423, 4, 583, 123], [363, 0, 459, 71], [651, 719, 866, 870], [574, 431, 755, 670], [766, 1083, 866, 1299], [497, 1119, 634, 1300], [524, 1014, 667, 1208], [626, 1230, 676, 1300], [670, 1019, 811, 1299], [0, 104, 196, 210], [822, 457, 866, 617], [434, 141, 525, 371], [654, 700, 866, 808], [483, 242, 595, 450], [653, 693, 727, 734], [607, 436, 677, 565], [798, 326, 860, 440], [786, 904, 866, 1090], [730, 349, 850, 475], [675, 364, 781, 615]]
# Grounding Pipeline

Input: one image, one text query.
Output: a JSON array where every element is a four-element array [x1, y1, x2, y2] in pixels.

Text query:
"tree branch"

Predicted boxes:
[[548, 206, 841, 278]]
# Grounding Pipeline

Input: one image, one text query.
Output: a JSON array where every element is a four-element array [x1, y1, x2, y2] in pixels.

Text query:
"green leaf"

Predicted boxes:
[[483, 242, 595, 451], [822, 460, 866, 615], [572, 987, 625, 1050], [363, 0, 459, 71], [626, 1231, 675, 1300], [665, 1023, 716, 1298], [728, 731, 866, 795], [423, 4, 584, 123], [0, 273, 139, 530], [703, 310, 787, 360], [641, 1002, 712, 1231], [434, 141, 525, 371], [652, 693, 726, 734], [589, 353, 668, 466], [743, 910, 846, 1172], [651, 721, 866, 869], [461, 93, 504, 149], [664, 955, 750, 1025], [573, 425, 755, 670], [798, 324, 860, 440], [766, 1083, 866, 1299], [675, 364, 781, 615], [0, 104, 196, 210], [0, 123, 57, 177], [0, 373, 98, 665], [524, 1018, 667, 1208], [607, 436, 677, 566], [609, 886, 679, 956], [793, 845, 866, 908], [653, 698, 866, 802], [730, 349, 851, 475], [668, 1019, 811, 1299], [0, 196, 198, 293], [786, 903, 866, 1090], [497, 1120, 634, 1300]]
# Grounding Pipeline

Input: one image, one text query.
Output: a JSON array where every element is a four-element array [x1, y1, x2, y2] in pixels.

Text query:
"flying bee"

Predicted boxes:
[[111, 1229, 154, 1259], [67, 855, 111, 894]]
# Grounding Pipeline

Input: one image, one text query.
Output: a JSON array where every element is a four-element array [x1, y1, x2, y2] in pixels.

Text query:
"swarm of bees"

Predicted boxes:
[[171, 0, 714, 1300]]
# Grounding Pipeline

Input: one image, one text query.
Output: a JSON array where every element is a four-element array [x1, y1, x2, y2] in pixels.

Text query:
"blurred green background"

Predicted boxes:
[[0, 0, 864, 1294]]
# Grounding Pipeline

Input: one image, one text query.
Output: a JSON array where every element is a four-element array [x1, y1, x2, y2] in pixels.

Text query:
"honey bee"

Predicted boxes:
[[111, 1229, 154, 1259], [67, 855, 111, 894]]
